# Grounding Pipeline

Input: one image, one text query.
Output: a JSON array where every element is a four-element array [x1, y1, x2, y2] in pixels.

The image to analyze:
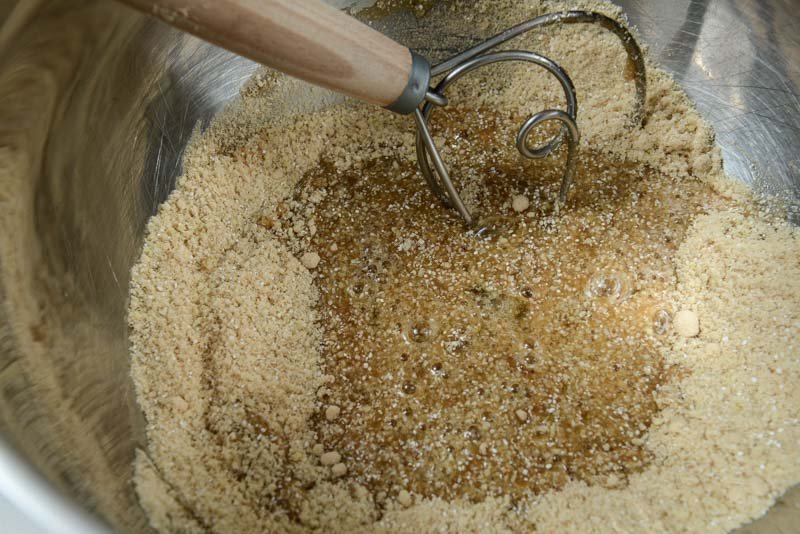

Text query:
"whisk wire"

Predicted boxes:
[[413, 10, 647, 226]]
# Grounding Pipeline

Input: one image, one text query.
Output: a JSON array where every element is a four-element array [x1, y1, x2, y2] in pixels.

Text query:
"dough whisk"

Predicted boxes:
[[120, 0, 647, 226]]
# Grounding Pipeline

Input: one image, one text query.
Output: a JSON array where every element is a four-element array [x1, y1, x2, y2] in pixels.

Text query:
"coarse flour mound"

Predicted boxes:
[[128, 1, 800, 531]]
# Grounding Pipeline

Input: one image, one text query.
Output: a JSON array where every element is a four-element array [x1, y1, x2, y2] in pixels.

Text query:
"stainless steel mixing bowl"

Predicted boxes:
[[0, 0, 797, 532]]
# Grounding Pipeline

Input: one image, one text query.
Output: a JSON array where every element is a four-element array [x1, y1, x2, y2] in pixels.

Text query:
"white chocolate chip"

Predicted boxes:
[[325, 405, 341, 421], [331, 462, 347, 477], [173, 396, 188, 412], [674, 310, 700, 337], [397, 489, 413, 507], [320, 451, 341, 466], [512, 195, 530, 213], [300, 251, 321, 269]]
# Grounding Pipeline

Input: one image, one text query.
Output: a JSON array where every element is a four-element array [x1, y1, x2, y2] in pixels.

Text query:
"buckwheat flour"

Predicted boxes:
[[128, 1, 800, 532]]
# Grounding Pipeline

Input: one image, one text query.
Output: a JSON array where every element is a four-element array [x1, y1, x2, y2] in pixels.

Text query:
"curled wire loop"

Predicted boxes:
[[414, 11, 647, 226], [416, 51, 579, 224]]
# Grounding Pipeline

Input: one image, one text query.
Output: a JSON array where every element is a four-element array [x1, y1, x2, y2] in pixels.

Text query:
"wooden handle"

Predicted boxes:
[[119, 0, 414, 107]]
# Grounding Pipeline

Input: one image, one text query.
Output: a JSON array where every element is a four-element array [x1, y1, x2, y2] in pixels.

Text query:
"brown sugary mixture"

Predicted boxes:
[[128, 0, 800, 532], [279, 119, 718, 503]]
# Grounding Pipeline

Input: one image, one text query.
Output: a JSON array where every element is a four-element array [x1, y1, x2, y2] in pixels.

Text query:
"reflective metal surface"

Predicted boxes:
[[0, 0, 796, 532], [0, 1, 259, 530], [620, 0, 800, 218]]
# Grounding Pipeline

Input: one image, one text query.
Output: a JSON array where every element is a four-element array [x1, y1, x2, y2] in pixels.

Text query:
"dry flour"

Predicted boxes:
[[129, 1, 800, 532]]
